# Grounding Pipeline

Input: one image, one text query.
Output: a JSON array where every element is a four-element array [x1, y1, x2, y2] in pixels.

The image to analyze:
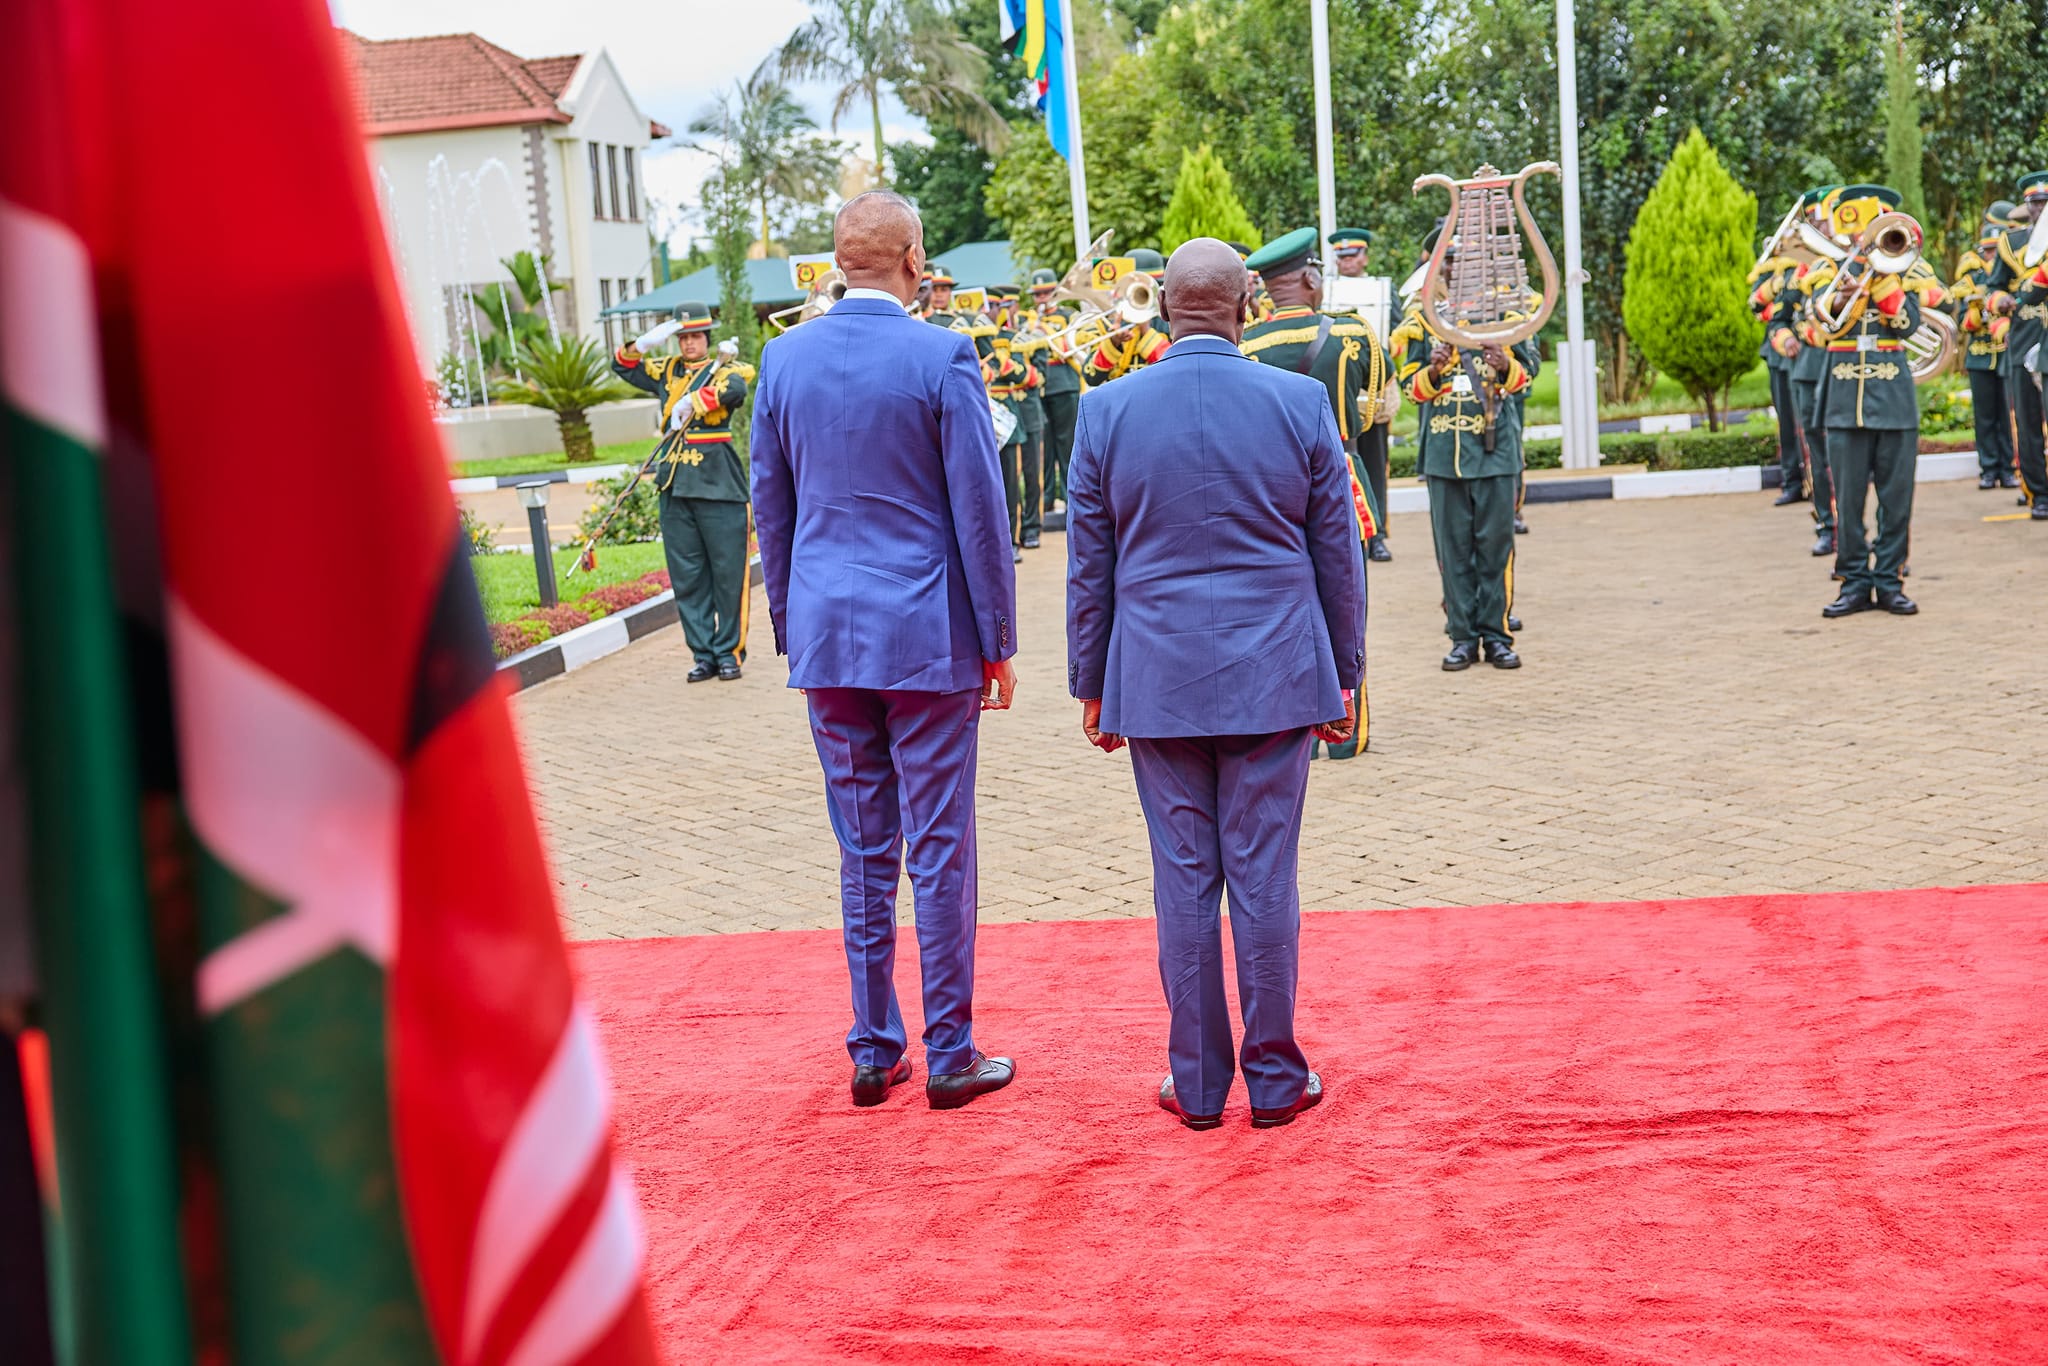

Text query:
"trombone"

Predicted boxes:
[[765, 266, 847, 332], [1813, 210, 1956, 380]]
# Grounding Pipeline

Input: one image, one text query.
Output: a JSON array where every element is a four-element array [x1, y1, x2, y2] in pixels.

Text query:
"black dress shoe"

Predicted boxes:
[[851, 1057, 911, 1107], [1251, 1071, 1324, 1129], [686, 664, 716, 683], [718, 662, 742, 681], [1368, 537, 1392, 562], [1513, 515, 1530, 535], [1998, 472, 2019, 489], [1023, 533, 1041, 549], [2034, 496, 2048, 521], [1810, 532, 1835, 557], [1877, 589, 1918, 615], [1822, 586, 1874, 618], [1483, 639, 1521, 669], [1980, 473, 2000, 490], [1506, 615, 1524, 633], [1157, 1076, 1222, 1131], [926, 1051, 1015, 1110], [1441, 640, 1479, 671], [1774, 485, 1808, 505]]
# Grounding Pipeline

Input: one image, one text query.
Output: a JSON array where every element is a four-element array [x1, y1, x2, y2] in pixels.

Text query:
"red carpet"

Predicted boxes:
[[574, 886, 2048, 1364]]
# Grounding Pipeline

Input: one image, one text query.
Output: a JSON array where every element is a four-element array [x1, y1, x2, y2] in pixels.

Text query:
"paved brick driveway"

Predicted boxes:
[[513, 478, 2048, 939]]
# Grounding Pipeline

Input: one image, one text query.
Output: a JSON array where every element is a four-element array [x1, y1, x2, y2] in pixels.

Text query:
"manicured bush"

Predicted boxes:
[[577, 471, 663, 546]]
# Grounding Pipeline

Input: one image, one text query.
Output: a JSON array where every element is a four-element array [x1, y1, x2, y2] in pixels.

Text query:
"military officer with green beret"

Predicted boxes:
[[1241, 227, 1386, 755], [1985, 170, 2048, 519], [1813, 186, 1925, 617], [612, 301, 755, 681], [1395, 228, 1533, 670], [1950, 201, 2018, 490]]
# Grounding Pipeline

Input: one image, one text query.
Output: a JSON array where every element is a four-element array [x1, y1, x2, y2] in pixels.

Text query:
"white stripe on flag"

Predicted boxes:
[[0, 197, 107, 449], [462, 1006, 611, 1364], [171, 597, 402, 1014], [505, 1165, 646, 1366]]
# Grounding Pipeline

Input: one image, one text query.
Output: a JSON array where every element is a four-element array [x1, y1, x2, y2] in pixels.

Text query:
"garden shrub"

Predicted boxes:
[[577, 472, 662, 546]]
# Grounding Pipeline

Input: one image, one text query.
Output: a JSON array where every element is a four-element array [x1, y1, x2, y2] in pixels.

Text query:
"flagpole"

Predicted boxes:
[[1310, 0, 1337, 251], [1555, 0, 1598, 468], [1057, 0, 1090, 259]]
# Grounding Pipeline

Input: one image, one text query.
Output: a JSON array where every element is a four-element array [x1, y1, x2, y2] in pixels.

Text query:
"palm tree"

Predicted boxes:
[[489, 334, 637, 463], [778, 0, 1008, 181], [470, 250, 563, 374], [688, 58, 842, 256]]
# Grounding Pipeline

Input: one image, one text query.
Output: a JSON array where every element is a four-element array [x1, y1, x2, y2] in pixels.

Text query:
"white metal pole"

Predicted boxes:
[[1310, 0, 1337, 255], [1555, 0, 1598, 468], [1058, 0, 1091, 261]]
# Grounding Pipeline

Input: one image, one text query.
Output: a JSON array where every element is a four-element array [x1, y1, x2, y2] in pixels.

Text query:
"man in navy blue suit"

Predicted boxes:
[[1066, 238, 1365, 1131], [751, 191, 1019, 1111]]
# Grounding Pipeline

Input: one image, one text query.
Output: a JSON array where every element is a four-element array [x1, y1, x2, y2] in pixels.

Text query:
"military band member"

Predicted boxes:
[[1984, 170, 2048, 519], [925, 265, 957, 319], [1751, 207, 1809, 503], [1027, 267, 1083, 512], [914, 267, 935, 318], [612, 301, 754, 681], [1328, 226, 1372, 278], [1950, 202, 2018, 490], [1240, 227, 1386, 757], [1396, 229, 1532, 670], [1327, 228, 1397, 559], [1082, 247, 1170, 384], [1773, 186, 1843, 557], [981, 286, 1039, 562], [994, 284, 1048, 548], [1813, 186, 1923, 617]]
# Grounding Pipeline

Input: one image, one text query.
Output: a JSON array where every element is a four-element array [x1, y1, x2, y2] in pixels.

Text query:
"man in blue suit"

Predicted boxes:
[[1066, 238, 1366, 1131], [751, 191, 1020, 1111]]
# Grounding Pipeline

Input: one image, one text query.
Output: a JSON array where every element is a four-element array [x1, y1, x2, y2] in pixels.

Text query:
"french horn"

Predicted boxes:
[[1410, 162, 1562, 349]]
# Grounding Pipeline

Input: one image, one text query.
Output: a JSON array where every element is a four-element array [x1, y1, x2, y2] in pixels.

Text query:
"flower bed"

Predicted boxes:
[[489, 568, 671, 660]]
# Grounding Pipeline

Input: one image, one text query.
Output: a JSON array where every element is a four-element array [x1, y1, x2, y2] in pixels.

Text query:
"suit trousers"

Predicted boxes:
[[805, 687, 982, 1075], [1042, 388, 1079, 508], [1359, 422, 1391, 542], [1828, 427, 1916, 595], [658, 495, 749, 668], [2009, 364, 2047, 499], [1968, 369, 2014, 478], [1792, 377, 1835, 532], [1128, 729, 1314, 1116], [1770, 366, 1804, 489], [1426, 473, 1516, 645]]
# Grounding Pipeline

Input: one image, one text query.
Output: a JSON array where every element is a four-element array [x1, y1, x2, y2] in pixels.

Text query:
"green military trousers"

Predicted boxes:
[[1826, 427, 1916, 595], [1426, 473, 1516, 646], [1793, 377, 1835, 534], [659, 494, 751, 668]]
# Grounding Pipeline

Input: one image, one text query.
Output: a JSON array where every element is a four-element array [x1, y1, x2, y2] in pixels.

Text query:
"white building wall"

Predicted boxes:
[[554, 52, 660, 348]]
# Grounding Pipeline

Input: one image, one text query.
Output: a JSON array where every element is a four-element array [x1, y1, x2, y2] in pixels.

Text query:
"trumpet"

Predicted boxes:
[[765, 266, 847, 332]]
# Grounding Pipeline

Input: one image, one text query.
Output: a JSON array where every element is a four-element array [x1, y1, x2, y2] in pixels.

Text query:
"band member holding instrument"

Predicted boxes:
[[1812, 186, 1923, 618], [1773, 187, 1844, 559], [990, 285, 1047, 550], [1751, 201, 1809, 504], [1984, 171, 2048, 520], [1027, 268, 1083, 512], [1326, 227, 1398, 560], [1241, 227, 1383, 758], [612, 300, 754, 681], [1950, 202, 2018, 491], [1082, 248, 1170, 384]]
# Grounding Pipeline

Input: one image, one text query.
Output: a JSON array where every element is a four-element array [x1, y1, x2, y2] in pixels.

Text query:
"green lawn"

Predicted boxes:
[[472, 540, 668, 623], [450, 441, 648, 482], [1519, 361, 1777, 427]]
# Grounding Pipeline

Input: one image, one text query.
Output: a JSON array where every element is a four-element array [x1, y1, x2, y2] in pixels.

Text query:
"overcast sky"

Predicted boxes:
[[329, 0, 930, 248]]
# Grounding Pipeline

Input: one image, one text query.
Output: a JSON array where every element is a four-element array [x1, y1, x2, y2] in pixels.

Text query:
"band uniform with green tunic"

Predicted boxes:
[[1026, 267, 1082, 511], [1983, 170, 2048, 518], [1770, 186, 1844, 557], [611, 300, 755, 681], [1948, 201, 2017, 489], [1241, 227, 1385, 757]]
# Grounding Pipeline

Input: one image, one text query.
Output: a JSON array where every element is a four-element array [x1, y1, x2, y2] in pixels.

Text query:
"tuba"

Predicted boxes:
[[1410, 162, 1562, 349]]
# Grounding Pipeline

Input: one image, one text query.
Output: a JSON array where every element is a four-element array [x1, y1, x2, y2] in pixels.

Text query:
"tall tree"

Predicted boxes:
[[1622, 128, 1761, 429], [687, 57, 841, 257], [892, 127, 1001, 250], [701, 163, 762, 366], [1160, 145, 1261, 252], [1912, 0, 2048, 269], [778, 0, 1008, 179], [1884, 0, 1928, 224]]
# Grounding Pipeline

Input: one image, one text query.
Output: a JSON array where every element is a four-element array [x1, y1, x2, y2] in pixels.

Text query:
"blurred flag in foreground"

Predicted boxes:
[[0, 0, 660, 1361]]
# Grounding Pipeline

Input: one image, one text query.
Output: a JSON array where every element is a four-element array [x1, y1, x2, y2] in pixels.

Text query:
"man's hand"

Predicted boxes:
[[1312, 692, 1356, 746], [1081, 697, 1123, 752], [982, 658, 1017, 711], [1429, 341, 1454, 379], [1481, 343, 1512, 380]]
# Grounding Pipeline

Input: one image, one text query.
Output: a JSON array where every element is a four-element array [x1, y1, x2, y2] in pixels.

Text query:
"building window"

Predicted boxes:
[[599, 278, 614, 349], [588, 142, 603, 218], [624, 148, 640, 222], [606, 145, 621, 221]]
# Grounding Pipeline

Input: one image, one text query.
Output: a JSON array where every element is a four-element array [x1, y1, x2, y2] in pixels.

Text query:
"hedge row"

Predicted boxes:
[[1388, 430, 1779, 480]]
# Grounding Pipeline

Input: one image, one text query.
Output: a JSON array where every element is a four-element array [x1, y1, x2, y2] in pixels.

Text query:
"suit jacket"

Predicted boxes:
[[1065, 334, 1365, 738], [751, 297, 1017, 692]]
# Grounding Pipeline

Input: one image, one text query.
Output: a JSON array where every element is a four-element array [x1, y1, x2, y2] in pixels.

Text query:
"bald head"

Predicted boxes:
[[1160, 238, 1253, 345], [835, 190, 925, 302]]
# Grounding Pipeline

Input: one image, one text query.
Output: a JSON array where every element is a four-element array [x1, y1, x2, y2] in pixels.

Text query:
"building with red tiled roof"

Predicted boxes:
[[343, 29, 675, 383]]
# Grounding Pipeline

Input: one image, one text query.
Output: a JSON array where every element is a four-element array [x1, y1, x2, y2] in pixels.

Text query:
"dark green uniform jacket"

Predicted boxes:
[[1950, 249, 2007, 373], [1817, 273, 1921, 430], [1394, 310, 1534, 479], [1241, 305, 1387, 536], [1986, 228, 2048, 369], [611, 349, 751, 499]]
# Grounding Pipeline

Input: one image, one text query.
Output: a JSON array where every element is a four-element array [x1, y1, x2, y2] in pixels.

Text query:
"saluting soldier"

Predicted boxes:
[[1814, 185, 1925, 618], [1025, 267, 1083, 513], [1395, 227, 1533, 671], [1240, 227, 1388, 757], [1950, 202, 2018, 490], [1984, 170, 2048, 520], [1750, 206, 1809, 504], [1772, 187, 1843, 558], [612, 301, 755, 681], [1082, 247, 1170, 384]]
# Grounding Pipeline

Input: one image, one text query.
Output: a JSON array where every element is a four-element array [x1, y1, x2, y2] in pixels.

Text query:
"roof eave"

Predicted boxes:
[[365, 109, 571, 137]]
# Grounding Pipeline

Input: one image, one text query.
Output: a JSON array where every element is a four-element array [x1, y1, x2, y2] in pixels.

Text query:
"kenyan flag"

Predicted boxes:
[[2, 1, 660, 1362]]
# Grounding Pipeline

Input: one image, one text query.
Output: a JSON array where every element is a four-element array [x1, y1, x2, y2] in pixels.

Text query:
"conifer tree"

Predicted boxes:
[[1160, 145, 1261, 254], [1883, 0, 1927, 226], [1621, 128, 1761, 430]]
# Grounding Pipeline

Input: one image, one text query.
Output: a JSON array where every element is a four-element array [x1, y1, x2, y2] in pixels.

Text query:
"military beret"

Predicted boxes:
[[672, 300, 715, 332], [1029, 268, 1059, 288], [1129, 247, 1167, 276], [1244, 227, 1320, 278], [1327, 227, 1372, 249], [2018, 170, 2048, 198]]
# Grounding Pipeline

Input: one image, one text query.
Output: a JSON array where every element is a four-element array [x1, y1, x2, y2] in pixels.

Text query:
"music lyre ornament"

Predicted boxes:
[[1411, 162, 1562, 349]]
